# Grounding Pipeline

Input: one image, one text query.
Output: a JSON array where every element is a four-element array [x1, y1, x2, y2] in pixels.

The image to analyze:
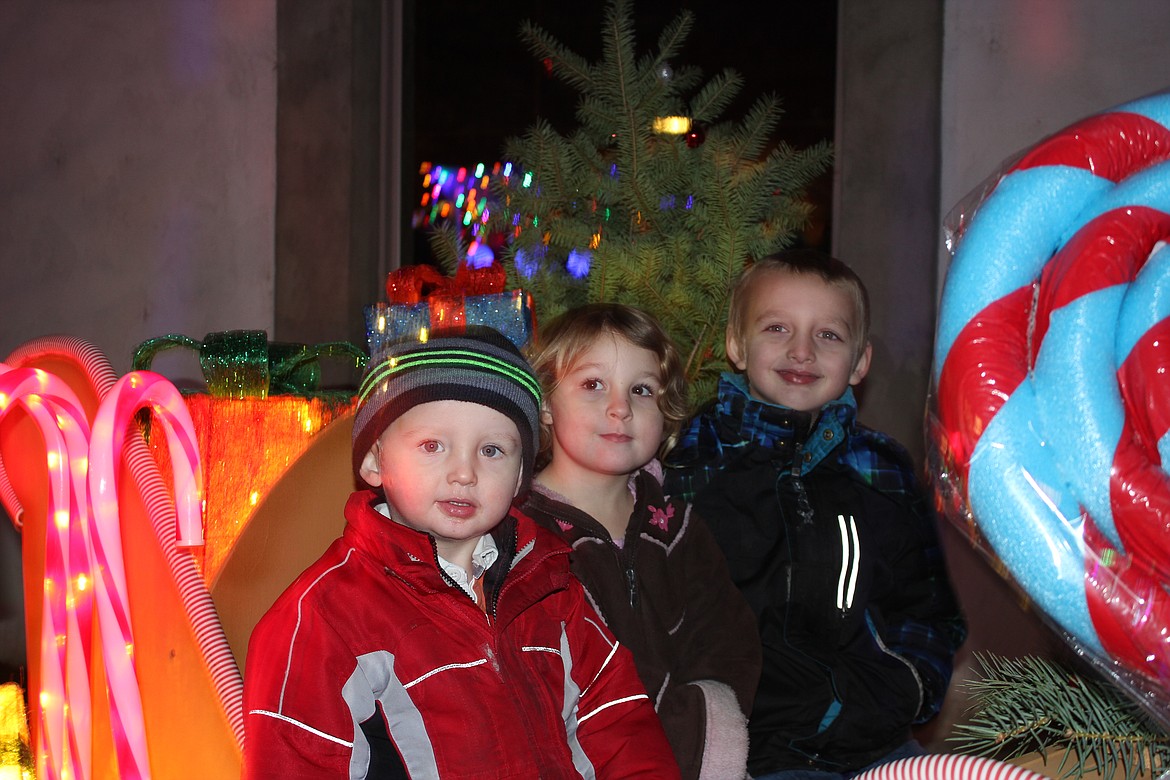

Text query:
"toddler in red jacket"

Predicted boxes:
[[242, 326, 680, 779]]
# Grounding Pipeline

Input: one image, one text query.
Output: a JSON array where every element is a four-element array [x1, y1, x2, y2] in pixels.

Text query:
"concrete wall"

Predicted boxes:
[[274, 0, 399, 367], [940, 0, 1170, 248], [835, 0, 942, 469], [0, 1, 276, 381]]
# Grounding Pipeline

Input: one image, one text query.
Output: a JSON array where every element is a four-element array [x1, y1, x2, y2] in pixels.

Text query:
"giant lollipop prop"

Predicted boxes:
[[931, 90, 1170, 715]]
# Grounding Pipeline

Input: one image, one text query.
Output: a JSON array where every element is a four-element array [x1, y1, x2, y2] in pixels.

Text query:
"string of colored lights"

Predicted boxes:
[[414, 161, 508, 268], [413, 116, 695, 280]]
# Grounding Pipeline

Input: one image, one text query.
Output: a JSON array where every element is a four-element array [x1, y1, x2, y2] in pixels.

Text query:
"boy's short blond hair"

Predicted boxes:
[[727, 249, 871, 365], [528, 303, 690, 469]]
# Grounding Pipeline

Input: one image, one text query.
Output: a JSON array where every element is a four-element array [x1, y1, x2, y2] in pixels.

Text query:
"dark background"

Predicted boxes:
[[411, 1, 836, 163]]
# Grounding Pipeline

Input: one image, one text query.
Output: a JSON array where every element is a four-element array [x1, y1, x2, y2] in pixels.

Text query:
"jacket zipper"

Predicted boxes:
[[625, 564, 637, 607]]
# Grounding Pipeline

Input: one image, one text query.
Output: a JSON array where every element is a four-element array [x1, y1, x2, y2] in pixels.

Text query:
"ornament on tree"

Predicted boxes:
[[684, 122, 706, 148], [656, 62, 673, 82]]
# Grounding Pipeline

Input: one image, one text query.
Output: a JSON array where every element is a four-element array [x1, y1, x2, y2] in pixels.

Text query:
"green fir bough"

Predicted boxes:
[[950, 653, 1170, 780]]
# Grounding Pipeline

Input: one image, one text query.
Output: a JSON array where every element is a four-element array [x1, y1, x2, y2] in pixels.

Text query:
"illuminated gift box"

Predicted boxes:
[[365, 262, 536, 352], [133, 331, 365, 582]]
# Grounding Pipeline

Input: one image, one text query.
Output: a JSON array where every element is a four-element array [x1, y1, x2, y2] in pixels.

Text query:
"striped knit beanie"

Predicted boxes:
[[352, 326, 542, 487]]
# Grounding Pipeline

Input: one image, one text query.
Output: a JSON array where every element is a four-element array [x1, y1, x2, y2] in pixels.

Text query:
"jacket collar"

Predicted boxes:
[[526, 466, 679, 544], [344, 489, 572, 623], [345, 489, 444, 575], [712, 373, 857, 472]]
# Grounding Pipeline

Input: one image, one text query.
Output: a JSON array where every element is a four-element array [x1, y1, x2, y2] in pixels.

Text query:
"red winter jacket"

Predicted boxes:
[[242, 490, 680, 779]]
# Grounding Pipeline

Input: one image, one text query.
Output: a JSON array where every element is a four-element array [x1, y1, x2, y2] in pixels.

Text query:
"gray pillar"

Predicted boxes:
[[834, 0, 942, 469]]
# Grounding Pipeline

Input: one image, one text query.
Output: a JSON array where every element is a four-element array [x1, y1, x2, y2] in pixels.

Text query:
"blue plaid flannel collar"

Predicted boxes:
[[712, 373, 857, 472]]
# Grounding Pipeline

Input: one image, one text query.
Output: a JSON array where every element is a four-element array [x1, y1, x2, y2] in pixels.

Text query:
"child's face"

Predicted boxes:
[[359, 400, 524, 561], [727, 268, 871, 412], [542, 334, 665, 480]]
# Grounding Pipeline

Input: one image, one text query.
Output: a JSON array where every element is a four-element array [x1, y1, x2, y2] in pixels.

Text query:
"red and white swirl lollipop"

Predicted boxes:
[[931, 90, 1170, 705]]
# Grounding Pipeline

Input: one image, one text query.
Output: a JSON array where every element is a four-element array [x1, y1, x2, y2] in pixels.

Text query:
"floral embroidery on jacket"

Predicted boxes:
[[648, 504, 674, 531]]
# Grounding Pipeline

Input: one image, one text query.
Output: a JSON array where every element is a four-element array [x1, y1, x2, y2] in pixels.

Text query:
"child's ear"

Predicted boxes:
[[513, 467, 525, 498], [725, 327, 748, 372], [358, 446, 383, 487], [849, 342, 873, 386], [540, 402, 553, 426]]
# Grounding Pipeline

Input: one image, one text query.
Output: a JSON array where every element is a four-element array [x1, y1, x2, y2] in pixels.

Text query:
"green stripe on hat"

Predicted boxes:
[[358, 348, 541, 403]]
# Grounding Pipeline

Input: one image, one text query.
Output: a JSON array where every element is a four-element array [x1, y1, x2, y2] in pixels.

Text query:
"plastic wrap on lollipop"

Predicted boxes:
[[928, 88, 1170, 728]]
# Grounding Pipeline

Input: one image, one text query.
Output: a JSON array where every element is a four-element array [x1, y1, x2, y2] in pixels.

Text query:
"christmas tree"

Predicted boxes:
[[429, 0, 831, 403]]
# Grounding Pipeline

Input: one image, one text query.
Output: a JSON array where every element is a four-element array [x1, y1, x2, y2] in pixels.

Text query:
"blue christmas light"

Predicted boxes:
[[515, 246, 544, 278], [466, 240, 495, 269], [567, 248, 592, 278]]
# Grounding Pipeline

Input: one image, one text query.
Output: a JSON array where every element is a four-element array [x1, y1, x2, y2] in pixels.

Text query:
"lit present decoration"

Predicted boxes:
[[366, 261, 536, 353], [134, 333, 365, 582], [148, 393, 355, 582]]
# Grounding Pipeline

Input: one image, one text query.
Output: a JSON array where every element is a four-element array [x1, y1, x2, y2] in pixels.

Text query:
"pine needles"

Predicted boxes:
[[950, 653, 1170, 779]]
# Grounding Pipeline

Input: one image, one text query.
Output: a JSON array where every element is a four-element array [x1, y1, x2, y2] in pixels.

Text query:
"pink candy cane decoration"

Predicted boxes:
[[0, 365, 94, 780], [87, 370, 204, 779]]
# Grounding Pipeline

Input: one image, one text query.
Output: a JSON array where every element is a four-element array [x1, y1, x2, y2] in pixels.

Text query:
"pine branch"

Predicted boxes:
[[727, 96, 783, 169], [519, 22, 593, 93], [426, 221, 465, 275], [950, 653, 1170, 780], [688, 69, 747, 126], [652, 7, 694, 64]]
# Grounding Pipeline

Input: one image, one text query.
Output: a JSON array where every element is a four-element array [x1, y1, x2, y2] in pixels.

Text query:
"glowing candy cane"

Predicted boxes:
[[87, 370, 204, 778], [931, 91, 1170, 701], [0, 365, 94, 780]]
